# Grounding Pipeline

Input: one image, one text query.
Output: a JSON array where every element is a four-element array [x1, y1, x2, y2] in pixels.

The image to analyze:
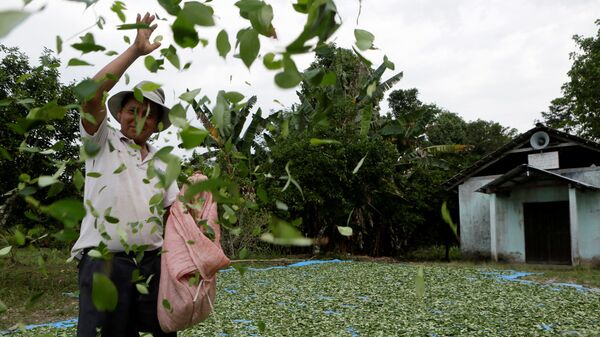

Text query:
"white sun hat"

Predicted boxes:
[[106, 81, 171, 132]]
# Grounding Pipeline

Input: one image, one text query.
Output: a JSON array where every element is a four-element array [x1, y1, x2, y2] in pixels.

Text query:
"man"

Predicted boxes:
[[71, 12, 179, 337]]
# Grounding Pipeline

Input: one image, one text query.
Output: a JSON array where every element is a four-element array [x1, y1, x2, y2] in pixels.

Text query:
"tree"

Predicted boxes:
[[542, 19, 600, 140], [0, 45, 80, 239]]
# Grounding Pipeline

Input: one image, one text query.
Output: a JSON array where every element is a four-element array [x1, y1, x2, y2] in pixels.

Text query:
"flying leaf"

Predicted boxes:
[[136, 283, 149, 295], [117, 23, 151, 30], [74, 79, 100, 102], [113, 163, 127, 174], [238, 28, 260, 68], [179, 89, 201, 103], [27, 101, 67, 121], [38, 175, 58, 187], [68, 58, 93, 66], [275, 56, 301, 88], [337, 226, 353, 236], [352, 154, 367, 174], [263, 52, 282, 70], [71, 33, 106, 54], [442, 201, 459, 242], [0, 10, 31, 38], [354, 29, 375, 50], [216, 29, 231, 58], [162, 299, 173, 312], [172, 1, 214, 48], [73, 169, 84, 191], [144, 56, 164, 73], [160, 45, 180, 69], [415, 266, 425, 300], [82, 138, 101, 158], [275, 200, 288, 211], [309, 138, 341, 146], [92, 273, 118, 311], [56, 36, 63, 54], [169, 103, 188, 128], [180, 126, 208, 149], [111, 1, 127, 22], [0, 246, 12, 257], [140, 81, 161, 92], [158, 0, 181, 16], [45, 199, 86, 228]]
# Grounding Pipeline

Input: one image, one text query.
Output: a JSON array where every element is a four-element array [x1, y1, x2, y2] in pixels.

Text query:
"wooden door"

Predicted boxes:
[[523, 201, 571, 264]]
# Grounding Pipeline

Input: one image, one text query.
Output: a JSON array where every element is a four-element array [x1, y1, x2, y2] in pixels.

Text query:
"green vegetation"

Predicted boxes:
[[542, 19, 600, 139], [3, 256, 600, 336], [0, 248, 78, 331]]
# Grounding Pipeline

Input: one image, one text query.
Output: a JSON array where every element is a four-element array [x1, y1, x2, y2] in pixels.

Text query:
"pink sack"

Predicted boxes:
[[157, 173, 231, 333]]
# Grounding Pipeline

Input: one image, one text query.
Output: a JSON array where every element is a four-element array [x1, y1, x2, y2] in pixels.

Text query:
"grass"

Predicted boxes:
[[2, 249, 600, 336], [0, 247, 78, 331]]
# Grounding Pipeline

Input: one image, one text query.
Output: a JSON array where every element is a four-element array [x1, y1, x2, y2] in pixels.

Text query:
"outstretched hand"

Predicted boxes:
[[133, 12, 160, 55]]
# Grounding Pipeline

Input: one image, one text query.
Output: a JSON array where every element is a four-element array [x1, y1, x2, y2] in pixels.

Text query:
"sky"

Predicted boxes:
[[2, 0, 600, 141]]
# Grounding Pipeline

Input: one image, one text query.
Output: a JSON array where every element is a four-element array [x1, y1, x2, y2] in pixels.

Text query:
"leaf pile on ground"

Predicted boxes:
[[6, 261, 600, 336]]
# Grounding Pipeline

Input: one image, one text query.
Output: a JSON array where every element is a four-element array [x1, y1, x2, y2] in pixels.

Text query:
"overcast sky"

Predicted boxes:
[[2, 0, 600, 139]]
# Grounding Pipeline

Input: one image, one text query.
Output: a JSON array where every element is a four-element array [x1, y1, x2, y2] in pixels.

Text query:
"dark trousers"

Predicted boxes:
[[77, 250, 176, 337]]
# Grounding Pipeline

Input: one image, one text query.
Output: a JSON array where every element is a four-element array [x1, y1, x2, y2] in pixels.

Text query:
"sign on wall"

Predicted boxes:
[[528, 151, 559, 169]]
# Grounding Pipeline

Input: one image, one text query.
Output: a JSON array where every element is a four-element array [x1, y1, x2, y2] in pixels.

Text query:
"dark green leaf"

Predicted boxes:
[[26, 101, 67, 121], [74, 79, 100, 102], [216, 29, 231, 58], [68, 58, 93, 66], [263, 52, 282, 70], [82, 138, 101, 158], [144, 55, 164, 73], [158, 0, 181, 15], [160, 45, 180, 69], [238, 28, 260, 68], [113, 163, 127, 174], [180, 126, 208, 149], [223, 91, 244, 103], [162, 298, 172, 312], [275, 56, 301, 88], [45, 199, 86, 228], [14, 230, 26, 246], [117, 23, 152, 30], [92, 273, 118, 311], [111, 1, 127, 22], [71, 33, 106, 54], [73, 169, 84, 191]]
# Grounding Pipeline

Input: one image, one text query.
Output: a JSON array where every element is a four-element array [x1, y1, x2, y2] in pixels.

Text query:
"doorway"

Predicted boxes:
[[523, 201, 571, 264]]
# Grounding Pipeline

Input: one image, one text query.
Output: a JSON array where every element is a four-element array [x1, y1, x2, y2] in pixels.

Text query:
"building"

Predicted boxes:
[[446, 124, 600, 265]]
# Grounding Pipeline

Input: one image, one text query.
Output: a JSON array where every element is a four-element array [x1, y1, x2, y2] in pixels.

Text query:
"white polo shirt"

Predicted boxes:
[[71, 116, 179, 258]]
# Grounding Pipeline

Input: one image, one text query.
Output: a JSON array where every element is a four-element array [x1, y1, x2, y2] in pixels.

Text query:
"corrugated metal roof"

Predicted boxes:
[[445, 124, 600, 190], [476, 164, 599, 194]]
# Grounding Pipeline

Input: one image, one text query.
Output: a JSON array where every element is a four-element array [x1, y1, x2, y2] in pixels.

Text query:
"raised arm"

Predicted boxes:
[[81, 12, 161, 135]]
